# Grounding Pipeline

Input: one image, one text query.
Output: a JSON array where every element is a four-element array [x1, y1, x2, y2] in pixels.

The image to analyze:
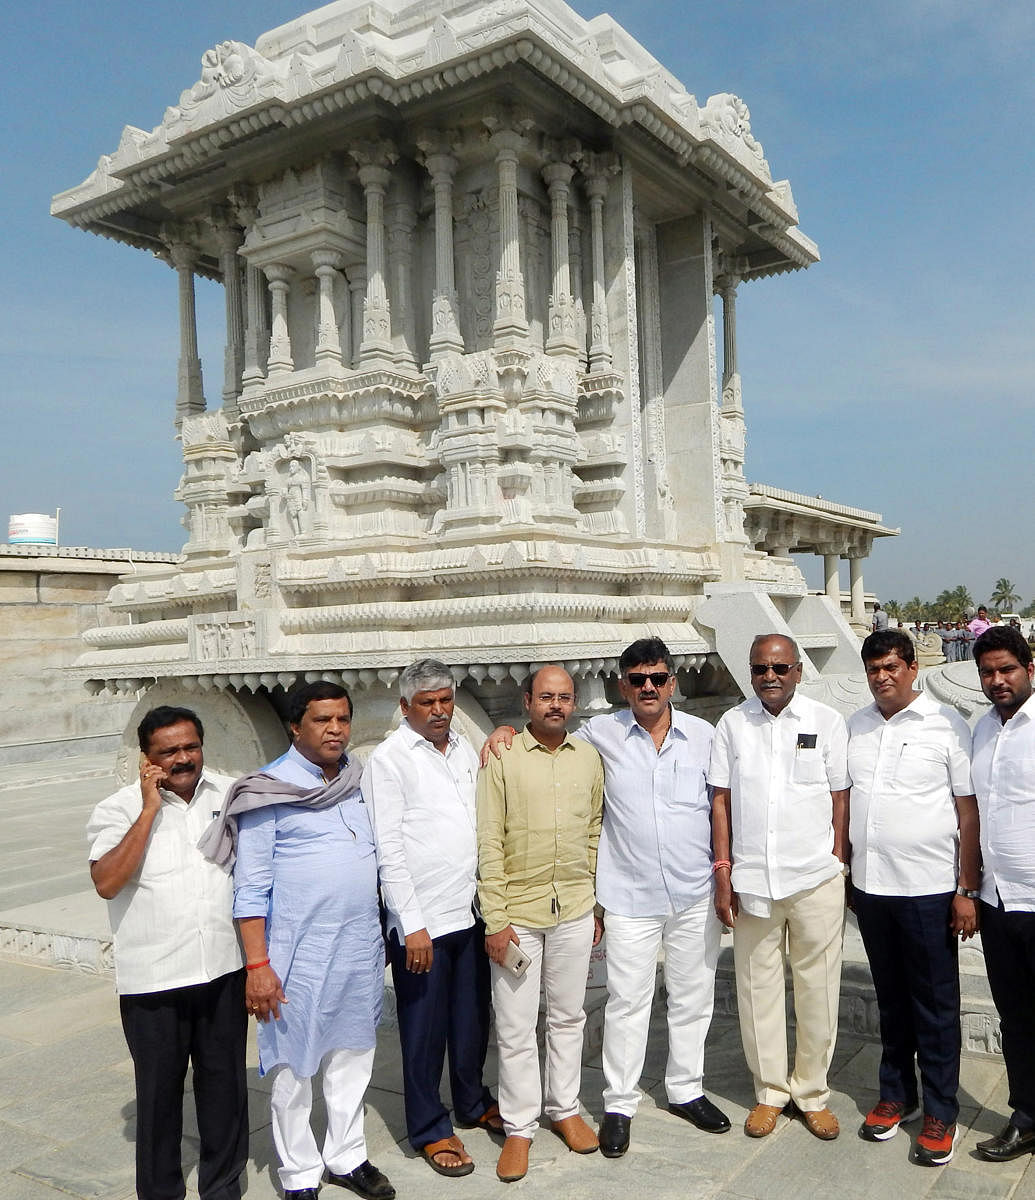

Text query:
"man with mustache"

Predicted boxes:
[[478, 665, 604, 1182], [87, 706, 248, 1200], [847, 629, 978, 1166], [971, 626, 1035, 1162], [362, 659, 500, 1177], [710, 634, 850, 1141], [231, 682, 393, 1200]]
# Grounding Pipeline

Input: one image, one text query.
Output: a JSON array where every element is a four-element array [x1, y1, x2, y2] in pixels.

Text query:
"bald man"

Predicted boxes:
[[710, 635, 850, 1141], [477, 666, 604, 1182]]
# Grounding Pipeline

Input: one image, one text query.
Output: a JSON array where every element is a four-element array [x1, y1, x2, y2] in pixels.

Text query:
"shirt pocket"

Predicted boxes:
[[893, 745, 946, 791], [791, 749, 826, 786]]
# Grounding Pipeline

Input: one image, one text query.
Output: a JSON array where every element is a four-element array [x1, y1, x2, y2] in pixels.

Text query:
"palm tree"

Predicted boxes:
[[990, 578, 1021, 613], [934, 586, 973, 619]]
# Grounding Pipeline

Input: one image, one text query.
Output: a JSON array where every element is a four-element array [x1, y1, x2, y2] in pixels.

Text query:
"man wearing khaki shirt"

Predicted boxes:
[[477, 665, 604, 1182]]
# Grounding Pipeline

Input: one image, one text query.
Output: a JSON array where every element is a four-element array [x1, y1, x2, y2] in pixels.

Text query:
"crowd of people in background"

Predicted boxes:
[[873, 603, 1034, 662]]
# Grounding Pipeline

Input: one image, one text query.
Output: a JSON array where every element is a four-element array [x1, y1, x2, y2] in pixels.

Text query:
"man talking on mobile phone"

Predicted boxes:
[[476, 665, 604, 1182]]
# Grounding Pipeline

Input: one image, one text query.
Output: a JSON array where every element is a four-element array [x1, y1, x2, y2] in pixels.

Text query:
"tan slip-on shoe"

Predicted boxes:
[[551, 1114, 599, 1154], [744, 1103, 784, 1138], [801, 1107, 840, 1140], [496, 1136, 531, 1182]]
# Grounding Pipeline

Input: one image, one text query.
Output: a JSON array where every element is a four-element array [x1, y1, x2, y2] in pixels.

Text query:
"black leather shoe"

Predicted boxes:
[[599, 1112, 631, 1158], [324, 1162, 396, 1200], [668, 1096, 732, 1134], [977, 1122, 1035, 1162], [285, 1191, 320, 1200]]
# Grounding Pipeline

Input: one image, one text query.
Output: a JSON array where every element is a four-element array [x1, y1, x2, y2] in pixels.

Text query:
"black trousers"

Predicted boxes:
[[120, 969, 248, 1200], [981, 899, 1035, 1128], [853, 889, 960, 1123], [388, 922, 493, 1150]]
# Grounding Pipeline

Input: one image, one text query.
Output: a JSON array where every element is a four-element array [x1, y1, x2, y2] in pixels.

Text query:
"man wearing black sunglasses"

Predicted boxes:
[[481, 636, 728, 1157], [709, 634, 850, 1143]]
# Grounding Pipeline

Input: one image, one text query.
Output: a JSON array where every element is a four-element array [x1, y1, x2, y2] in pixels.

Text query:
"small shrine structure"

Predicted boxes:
[[52, 0, 895, 768]]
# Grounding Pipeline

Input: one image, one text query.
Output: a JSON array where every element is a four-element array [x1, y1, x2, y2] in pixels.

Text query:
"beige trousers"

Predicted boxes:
[[733, 873, 845, 1111], [490, 910, 595, 1139]]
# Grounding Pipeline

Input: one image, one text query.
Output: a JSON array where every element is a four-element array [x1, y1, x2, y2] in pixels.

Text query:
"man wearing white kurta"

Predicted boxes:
[[363, 659, 498, 1177], [233, 682, 393, 1200], [710, 634, 850, 1141]]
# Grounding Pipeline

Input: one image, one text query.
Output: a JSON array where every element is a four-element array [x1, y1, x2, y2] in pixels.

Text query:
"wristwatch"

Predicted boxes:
[[955, 886, 980, 899]]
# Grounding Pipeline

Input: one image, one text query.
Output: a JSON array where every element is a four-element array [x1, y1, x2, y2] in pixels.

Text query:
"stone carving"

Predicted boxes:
[[700, 93, 770, 176], [176, 41, 277, 123], [197, 618, 257, 661], [284, 459, 310, 536], [180, 410, 231, 447]]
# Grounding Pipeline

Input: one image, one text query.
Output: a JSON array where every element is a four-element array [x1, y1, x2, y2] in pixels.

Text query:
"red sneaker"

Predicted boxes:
[[860, 1099, 920, 1142], [914, 1115, 959, 1166]]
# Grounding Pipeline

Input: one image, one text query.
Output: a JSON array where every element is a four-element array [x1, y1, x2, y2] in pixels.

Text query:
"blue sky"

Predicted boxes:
[[3, 0, 1032, 608]]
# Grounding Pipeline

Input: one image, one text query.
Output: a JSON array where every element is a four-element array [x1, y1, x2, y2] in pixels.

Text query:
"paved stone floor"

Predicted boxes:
[[2, 757, 1035, 1200]]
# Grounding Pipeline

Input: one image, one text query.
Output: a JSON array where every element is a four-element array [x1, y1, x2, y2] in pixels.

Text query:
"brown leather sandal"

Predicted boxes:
[[458, 1101, 505, 1134], [422, 1135, 475, 1177]]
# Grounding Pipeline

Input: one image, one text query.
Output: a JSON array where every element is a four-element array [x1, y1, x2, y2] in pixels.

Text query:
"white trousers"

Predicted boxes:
[[269, 1046, 375, 1189], [733, 873, 845, 1111], [601, 896, 721, 1115], [490, 910, 594, 1140]]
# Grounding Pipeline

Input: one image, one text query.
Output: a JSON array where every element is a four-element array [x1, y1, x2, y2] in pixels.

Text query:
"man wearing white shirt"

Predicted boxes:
[[87, 706, 247, 1200], [710, 634, 850, 1141], [363, 659, 499, 1177], [971, 626, 1035, 1162], [591, 638, 729, 1155], [847, 630, 978, 1166]]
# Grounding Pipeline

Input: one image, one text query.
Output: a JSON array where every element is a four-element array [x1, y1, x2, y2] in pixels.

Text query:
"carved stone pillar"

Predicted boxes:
[[490, 129, 529, 347], [716, 273, 748, 544], [720, 277, 736, 381], [386, 199, 418, 370], [351, 141, 398, 365], [848, 551, 867, 623], [823, 552, 841, 606], [264, 264, 294, 375], [312, 251, 344, 368], [233, 197, 269, 390], [167, 239, 206, 424], [212, 216, 245, 421], [542, 162, 579, 357], [582, 156, 616, 371], [346, 267, 366, 368], [420, 145, 464, 358]]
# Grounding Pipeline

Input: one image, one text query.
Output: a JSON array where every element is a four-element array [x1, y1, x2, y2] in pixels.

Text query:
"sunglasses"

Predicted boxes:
[[625, 671, 671, 687], [750, 663, 798, 677]]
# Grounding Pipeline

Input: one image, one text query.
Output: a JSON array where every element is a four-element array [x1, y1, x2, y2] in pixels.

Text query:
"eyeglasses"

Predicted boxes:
[[625, 671, 671, 687], [750, 663, 798, 677]]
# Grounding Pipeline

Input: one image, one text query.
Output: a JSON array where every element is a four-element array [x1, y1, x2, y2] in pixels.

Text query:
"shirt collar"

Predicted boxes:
[[868, 688, 933, 723], [620, 704, 687, 741], [744, 691, 806, 721], [157, 766, 219, 806], [399, 717, 460, 751], [519, 725, 575, 752], [285, 741, 347, 778], [993, 691, 1035, 728]]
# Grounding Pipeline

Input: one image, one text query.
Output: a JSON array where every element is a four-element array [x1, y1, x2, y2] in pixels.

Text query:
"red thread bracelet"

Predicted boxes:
[[245, 958, 270, 971], [712, 860, 732, 873]]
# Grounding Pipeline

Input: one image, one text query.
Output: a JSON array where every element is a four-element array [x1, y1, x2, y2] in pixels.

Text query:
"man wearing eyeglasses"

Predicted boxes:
[[482, 636, 728, 1157], [709, 634, 850, 1141]]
